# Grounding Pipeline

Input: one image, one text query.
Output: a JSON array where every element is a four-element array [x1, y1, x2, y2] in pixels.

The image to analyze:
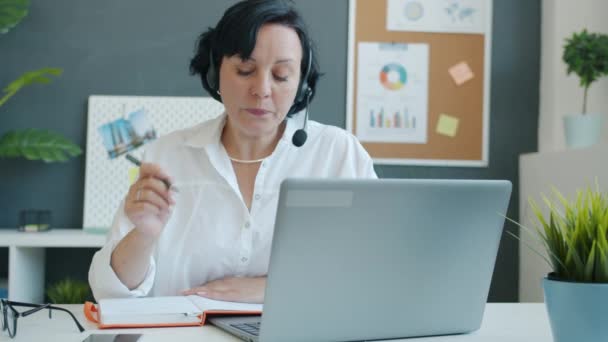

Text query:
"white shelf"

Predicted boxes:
[[0, 228, 106, 247], [0, 228, 107, 303]]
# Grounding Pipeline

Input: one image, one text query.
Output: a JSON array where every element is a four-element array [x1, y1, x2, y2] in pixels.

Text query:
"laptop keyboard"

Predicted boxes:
[[231, 322, 261, 336]]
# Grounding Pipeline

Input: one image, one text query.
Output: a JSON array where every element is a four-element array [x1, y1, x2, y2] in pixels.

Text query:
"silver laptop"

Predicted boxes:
[[210, 178, 512, 342]]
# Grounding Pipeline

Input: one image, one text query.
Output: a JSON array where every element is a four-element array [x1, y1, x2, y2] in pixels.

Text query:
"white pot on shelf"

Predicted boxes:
[[563, 113, 603, 148]]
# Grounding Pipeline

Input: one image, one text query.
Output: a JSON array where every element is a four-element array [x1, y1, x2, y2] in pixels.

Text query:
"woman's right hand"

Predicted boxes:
[[124, 163, 176, 239]]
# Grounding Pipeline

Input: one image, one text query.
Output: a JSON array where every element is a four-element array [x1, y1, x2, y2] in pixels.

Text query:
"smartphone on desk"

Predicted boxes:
[[82, 334, 142, 342]]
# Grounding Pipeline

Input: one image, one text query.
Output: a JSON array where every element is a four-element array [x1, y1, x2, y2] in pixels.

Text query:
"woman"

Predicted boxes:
[[89, 0, 376, 303]]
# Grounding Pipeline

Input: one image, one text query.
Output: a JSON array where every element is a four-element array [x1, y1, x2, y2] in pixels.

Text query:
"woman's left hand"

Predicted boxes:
[[181, 276, 266, 303]]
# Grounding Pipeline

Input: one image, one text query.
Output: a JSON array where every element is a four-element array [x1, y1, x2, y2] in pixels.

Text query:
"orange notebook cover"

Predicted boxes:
[[84, 296, 262, 329]]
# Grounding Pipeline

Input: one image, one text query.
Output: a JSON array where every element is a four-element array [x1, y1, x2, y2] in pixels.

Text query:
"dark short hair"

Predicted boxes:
[[189, 0, 321, 117]]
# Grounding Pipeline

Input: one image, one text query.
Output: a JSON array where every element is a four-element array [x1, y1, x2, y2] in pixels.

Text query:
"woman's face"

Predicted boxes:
[[218, 24, 303, 139]]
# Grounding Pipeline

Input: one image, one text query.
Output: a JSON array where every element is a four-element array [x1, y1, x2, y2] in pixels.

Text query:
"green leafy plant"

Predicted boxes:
[[562, 29, 608, 114], [0, 0, 29, 34], [507, 185, 608, 283], [46, 278, 92, 304], [0, 1, 82, 162]]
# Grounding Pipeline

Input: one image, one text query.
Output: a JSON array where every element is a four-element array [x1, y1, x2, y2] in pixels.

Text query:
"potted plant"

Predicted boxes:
[[508, 186, 608, 342], [562, 29, 608, 148], [46, 278, 92, 304], [0, 0, 82, 162]]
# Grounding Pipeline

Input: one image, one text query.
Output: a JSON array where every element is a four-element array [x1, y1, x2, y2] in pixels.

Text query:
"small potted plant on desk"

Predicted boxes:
[[508, 186, 608, 342], [47, 278, 92, 304], [562, 29, 608, 148]]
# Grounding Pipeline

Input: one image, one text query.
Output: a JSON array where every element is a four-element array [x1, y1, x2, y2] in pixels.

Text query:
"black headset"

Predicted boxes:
[[205, 49, 220, 95], [205, 47, 313, 147]]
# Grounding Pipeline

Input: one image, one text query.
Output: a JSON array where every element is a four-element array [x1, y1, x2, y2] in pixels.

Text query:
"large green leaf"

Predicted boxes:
[[0, 0, 29, 34], [0, 128, 82, 162], [0, 68, 63, 107]]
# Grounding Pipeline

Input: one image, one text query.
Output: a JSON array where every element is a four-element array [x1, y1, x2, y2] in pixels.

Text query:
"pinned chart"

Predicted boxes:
[[356, 42, 429, 144], [387, 0, 487, 34]]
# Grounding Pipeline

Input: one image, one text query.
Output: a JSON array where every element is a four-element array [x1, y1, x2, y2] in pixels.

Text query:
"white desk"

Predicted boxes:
[[0, 303, 553, 341]]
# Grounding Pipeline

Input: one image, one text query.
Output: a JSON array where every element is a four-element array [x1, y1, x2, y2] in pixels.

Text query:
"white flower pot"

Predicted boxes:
[[563, 113, 603, 148]]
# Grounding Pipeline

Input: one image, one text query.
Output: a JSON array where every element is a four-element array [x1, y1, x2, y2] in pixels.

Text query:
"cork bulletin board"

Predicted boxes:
[[346, 0, 492, 166]]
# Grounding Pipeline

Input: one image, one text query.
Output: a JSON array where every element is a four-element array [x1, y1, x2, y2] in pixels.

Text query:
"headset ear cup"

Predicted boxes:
[[295, 82, 308, 104], [206, 64, 216, 91], [295, 48, 313, 104], [206, 49, 217, 92]]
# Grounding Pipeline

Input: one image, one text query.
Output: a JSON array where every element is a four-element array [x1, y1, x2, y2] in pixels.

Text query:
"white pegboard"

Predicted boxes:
[[83, 95, 225, 229]]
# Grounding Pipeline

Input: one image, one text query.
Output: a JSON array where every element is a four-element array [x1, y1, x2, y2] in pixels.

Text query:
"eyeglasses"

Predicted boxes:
[[1, 299, 85, 338]]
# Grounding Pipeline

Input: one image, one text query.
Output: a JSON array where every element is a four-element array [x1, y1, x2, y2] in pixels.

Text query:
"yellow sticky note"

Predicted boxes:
[[128, 166, 140, 184], [436, 113, 460, 137], [448, 61, 474, 85]]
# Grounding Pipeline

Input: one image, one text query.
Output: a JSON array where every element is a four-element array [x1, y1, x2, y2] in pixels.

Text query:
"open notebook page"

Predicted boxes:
[[187, 295, 264, 312]]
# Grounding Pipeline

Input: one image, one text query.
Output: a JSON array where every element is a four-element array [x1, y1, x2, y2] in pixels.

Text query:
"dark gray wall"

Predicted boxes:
[[0, 0, 540, 302]]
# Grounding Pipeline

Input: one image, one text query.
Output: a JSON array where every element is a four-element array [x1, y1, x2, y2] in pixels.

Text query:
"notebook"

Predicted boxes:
[[84, 295, 262, 329]]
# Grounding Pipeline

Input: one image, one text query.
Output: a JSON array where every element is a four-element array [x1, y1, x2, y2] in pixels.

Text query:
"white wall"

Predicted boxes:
[[539, 0, 608, 152]]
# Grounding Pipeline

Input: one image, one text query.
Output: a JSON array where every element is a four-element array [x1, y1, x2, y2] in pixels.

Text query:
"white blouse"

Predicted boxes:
[[89, 113, 377, 300]]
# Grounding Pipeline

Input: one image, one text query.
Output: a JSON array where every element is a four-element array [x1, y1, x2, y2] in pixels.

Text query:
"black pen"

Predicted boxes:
[[125, 153, 177, 192]]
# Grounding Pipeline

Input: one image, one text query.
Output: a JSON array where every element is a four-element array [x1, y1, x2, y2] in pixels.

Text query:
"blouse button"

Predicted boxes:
[[241, 257, 248, 263], [254, 194, 261, 200], [244, 221, 251, 229]]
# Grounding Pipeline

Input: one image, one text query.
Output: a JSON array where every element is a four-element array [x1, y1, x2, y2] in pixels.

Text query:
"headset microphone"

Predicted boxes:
[[292, 88, 312, 147]]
